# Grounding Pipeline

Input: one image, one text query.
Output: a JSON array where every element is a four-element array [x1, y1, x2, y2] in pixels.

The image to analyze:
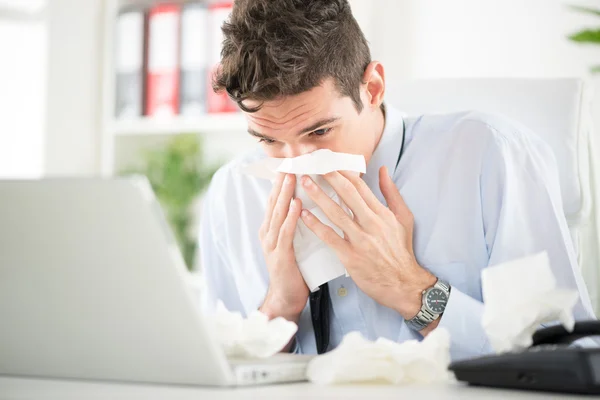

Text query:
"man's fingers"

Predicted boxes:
[[278, 198, 302, 248], [379, 166, 412, 224], [339, 170, 386, 214], [300, 209, 351, 255], [268, 174, 296, 236], [263, 173, 286, 233], [322, 171, 378, 225], [300, 175, 361, 240]]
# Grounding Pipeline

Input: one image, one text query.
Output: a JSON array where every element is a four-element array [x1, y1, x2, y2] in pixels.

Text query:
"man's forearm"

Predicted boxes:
[[259, 290, 303, 323], [259, 292, 303, 353]]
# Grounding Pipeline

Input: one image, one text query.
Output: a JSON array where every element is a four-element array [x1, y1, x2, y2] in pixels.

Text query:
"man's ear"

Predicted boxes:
[[362, 61, 385, 110]]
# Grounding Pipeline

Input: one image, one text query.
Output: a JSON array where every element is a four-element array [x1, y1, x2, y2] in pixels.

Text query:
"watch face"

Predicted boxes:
[[426, 288, 448, 314]]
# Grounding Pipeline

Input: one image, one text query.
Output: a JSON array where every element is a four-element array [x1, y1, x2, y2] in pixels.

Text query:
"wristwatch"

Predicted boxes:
[[406, 279, 451, 331]]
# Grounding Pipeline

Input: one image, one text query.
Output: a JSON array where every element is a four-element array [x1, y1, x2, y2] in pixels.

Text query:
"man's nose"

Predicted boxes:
[[283, 143, 319, 158]]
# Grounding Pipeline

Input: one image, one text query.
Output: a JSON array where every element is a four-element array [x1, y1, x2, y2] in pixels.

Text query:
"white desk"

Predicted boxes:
[[0, 377, 586, 400]]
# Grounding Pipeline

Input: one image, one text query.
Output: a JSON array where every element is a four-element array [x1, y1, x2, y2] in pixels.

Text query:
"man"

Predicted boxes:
[[200, 0, 595, 360]]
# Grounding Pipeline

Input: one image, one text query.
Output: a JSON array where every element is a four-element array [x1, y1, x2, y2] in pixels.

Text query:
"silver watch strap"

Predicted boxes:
[[436, 279, 450, 293], [406, 279, 451, 331], [406, 308, 437, 331]]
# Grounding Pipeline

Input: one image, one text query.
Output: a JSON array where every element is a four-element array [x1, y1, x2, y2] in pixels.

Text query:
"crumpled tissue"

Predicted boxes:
[[306, 328, 453, 385], [243, 149, 366, 291], [210, 301, 298, 359], [481, 251, 579, 353]]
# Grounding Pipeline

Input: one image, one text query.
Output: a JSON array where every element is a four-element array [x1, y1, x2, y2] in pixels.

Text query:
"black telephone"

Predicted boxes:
[[449, 321, 600, 394]]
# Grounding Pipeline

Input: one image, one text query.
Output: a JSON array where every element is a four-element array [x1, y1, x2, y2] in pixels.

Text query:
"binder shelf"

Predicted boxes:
[[110, 114, 247, 136], [102, 0, 249, 176]]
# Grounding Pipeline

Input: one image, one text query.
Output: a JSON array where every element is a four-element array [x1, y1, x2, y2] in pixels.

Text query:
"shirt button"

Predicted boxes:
[[337, 287, 348, 297]]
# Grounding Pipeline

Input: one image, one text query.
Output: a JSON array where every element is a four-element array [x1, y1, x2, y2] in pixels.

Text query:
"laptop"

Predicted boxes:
[[0, 177, 310, 386]]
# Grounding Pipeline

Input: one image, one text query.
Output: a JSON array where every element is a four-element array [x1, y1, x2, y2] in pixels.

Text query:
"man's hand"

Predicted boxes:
[[299, 166, 436, 323], [258, 173, 309, 326]]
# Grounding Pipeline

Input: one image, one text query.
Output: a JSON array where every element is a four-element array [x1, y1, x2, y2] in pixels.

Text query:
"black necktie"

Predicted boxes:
[[308, 116, 406, 355], [309, 283, 330, 354]]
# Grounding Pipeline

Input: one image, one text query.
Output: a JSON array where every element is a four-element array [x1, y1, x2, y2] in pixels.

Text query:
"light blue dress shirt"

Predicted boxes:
[[199, 105, 596, 360]]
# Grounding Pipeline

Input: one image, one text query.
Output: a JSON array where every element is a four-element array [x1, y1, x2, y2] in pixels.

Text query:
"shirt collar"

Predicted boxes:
[[363, 103, 405, 202]]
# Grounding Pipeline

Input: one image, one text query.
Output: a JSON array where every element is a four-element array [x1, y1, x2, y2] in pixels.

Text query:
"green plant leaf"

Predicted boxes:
[[119, 133, 223, 271], [569, 29, 600, 44], [569, 5, 600, 17], [591, 65, 600, 73]]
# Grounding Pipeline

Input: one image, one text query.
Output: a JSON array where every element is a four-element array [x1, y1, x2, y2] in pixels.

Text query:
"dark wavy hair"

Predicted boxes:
[[213, 0, 371, 113]]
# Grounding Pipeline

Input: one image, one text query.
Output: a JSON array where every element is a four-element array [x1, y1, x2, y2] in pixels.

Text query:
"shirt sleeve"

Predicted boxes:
[[437, 286, 490, 360], [199, 171, 246, 316], [438, 125, 596, 360]]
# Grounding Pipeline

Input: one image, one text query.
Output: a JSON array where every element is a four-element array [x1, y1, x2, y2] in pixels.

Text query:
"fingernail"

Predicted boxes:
[[301, 210, 310, 218], [290, 200, 297, 210], [302, 176, 313, 187], [285, 174, 292, 184]]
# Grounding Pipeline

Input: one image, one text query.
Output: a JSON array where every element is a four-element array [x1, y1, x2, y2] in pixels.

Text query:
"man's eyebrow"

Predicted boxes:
[[247, 129, 275, 141], [298, 117, 340, 135], [247, 117, 340, 140]]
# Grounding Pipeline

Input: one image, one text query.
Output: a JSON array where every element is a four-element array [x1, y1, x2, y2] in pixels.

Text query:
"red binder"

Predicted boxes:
[[207, 1, 238, 114], [145, 3, 181, 118]]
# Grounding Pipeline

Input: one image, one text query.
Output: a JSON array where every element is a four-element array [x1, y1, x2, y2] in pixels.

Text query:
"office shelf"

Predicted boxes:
[[110, 114, 246, 136]]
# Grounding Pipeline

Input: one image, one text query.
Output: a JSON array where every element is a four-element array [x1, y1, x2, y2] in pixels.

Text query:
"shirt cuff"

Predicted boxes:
[[437, 286, 492, 360]]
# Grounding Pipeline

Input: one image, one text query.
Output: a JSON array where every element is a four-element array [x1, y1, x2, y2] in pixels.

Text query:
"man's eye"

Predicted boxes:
[[259, 138, 276, 145], [310, 128, 331, 137]]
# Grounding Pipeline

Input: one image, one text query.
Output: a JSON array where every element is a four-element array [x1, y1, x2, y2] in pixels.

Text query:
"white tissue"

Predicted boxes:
[[306, 328, 453, 385], [481, 252, 578, 353], [210, 301, 298, 359], [243, 149, 366, 291]]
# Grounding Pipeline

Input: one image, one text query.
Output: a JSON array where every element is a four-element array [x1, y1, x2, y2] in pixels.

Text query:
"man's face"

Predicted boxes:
[[243, 78, 382, 164]]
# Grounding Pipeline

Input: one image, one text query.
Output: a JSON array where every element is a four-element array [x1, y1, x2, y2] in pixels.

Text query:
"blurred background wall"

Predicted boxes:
[[1, 0, 599, 179], [355, 0, 600, 81], [0, 0, 47, 179]]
